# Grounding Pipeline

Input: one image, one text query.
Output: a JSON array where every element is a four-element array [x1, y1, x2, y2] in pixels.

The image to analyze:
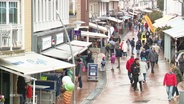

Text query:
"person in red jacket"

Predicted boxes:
[[163, 68, 177, 102], [126, 55, 135, 84]]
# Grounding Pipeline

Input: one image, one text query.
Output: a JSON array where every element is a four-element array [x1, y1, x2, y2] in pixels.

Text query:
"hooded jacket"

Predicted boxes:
[[126, 58, 135, 72]]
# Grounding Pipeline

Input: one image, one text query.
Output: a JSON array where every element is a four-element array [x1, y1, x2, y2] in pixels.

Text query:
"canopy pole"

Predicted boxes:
[[33, 80, 36, 104]]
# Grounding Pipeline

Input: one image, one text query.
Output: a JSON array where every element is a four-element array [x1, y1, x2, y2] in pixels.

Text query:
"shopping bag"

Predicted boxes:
[[82, 65, 86, 73], [138, 74, 144, 81]]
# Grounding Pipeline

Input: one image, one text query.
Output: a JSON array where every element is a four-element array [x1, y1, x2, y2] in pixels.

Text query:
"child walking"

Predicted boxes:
[[111, 53, 116, 70], [101, 57, 106, 71]]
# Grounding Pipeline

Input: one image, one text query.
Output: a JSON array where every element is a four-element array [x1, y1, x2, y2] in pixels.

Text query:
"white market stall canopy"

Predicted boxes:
[[163, 25, 184, 38], [0, 52, 75, 75], [107, 17, 123, 23], [70, 40, 92, 47], [153, 15, 175, 28], [159, 17, 184, 28], [81, 31, 108, 38], [89, 22, 108, 32], [42, 40, 91, 60]]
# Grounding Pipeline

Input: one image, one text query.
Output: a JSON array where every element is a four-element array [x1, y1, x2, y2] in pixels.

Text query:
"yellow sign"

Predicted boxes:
[[144, 15, 155, 33]]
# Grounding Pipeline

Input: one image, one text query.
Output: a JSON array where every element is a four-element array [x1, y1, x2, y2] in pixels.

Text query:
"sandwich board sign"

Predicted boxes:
[[87, 63, 98, 81]]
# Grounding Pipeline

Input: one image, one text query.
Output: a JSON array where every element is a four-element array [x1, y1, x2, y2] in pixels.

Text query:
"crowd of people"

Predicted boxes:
[[102, 15, 184, 103]]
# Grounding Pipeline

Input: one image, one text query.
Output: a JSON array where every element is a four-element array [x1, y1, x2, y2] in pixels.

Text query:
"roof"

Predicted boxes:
[[163, 24, 184, 38], [42, 40, 91, 60], [0, 52, 75, 75], [107, 17, 123, 23], [153, 15, 175, 28], [89, 22, 108, 32], [81, 31, 108, 38]]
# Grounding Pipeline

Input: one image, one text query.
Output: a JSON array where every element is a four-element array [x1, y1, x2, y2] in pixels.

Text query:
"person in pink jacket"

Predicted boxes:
[[163, 68, 177, 102], [111, 53, 116, 70]]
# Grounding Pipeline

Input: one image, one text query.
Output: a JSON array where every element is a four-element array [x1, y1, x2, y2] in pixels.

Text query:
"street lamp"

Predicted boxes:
[[56, 11, 76, 104]]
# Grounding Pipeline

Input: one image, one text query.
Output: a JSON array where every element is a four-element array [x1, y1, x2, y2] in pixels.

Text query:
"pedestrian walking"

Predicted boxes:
[[130, 38, 135, 55], [126, 56, 135, 84], [148, 47, 158, 73], [170, 62, 183, 98], [131, 58, 140, 91], [163, 68, 177, 102], [178, 54, 184, 76], [120, 40, 128, 57], [75, 59, 83, 89], [140, 57, 148, 83], [111, 53, 116, 70], [115, 41, 122, 69], [126, 39, 130, 51], [101, 57, 106, 71], [136, 40, 142, 56]]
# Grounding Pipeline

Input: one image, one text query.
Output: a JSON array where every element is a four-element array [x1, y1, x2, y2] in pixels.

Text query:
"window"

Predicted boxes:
[[0, 2, 6, 24], [9, 2, 18, 24]]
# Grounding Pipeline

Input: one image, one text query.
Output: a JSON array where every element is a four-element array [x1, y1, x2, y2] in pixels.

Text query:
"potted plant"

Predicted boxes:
[[0, 95, 5, 104]]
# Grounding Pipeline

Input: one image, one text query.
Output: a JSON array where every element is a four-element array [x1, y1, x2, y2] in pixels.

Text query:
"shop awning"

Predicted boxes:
[[70, 40, 92, 47], [160, 17, 184, 28], [0, 52, 75, 75], [153, 15, 175, 28], [163, 25, 184, 38], [107, 17, 123, 23], [81, 31, 108, 38], [89, 22, 108, 32], [42, 41, 91, 60]]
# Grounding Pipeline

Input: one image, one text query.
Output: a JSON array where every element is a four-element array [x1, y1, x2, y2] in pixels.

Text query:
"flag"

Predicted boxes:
[[144, 15, 155, 33]]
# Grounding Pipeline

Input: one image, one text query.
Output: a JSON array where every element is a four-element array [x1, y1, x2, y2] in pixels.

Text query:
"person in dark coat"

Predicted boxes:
[[131, 58, 141, 91], [75, 59, 83, 89], [148, 47, 158, 73], [86, 49, 93, 64], [17, 76, 27, 104], [170, 62, 183, 97], [136, 40, 142, 56], [179, 54, 184, 76]]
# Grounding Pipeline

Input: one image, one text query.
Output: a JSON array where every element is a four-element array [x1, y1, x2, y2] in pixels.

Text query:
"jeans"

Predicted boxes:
[[150, 62, 155, 73], [143, 73, 146, 81], [166, 86, 174, 101], [117, 57, 120, 68], [128, 72, 133, 83], [172, 86, 179, 96], [19, 94, 25, 104], [78, 76, 82, 88], [133, 76, 138, 91], [131, 46, 134, 54]]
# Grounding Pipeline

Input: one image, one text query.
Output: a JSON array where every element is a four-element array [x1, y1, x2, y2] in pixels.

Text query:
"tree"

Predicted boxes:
[[157, 0, 164, 11], [147, 10, 163, 23]]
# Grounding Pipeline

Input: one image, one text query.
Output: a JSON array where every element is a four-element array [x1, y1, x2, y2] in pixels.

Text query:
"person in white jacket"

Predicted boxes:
[[140, 57, 148, 83], [120, 40, 128, 57]]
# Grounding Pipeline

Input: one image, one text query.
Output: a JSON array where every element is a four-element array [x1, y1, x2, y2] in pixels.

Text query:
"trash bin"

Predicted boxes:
[[179, 91, 184, 104]]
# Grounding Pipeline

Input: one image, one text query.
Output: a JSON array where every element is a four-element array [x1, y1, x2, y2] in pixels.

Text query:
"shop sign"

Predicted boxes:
[[42, 36, 52, 50], [56, 33, 64, 45]]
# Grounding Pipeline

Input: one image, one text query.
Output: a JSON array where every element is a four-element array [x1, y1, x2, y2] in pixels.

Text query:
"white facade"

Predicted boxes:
[[99, 2, 108, 16], [0, 0, 23, 49], [89, 1, 99, 18], [164, 0, 182, 15], [33, 0, 69, 32], [109, 1, 119, 11]]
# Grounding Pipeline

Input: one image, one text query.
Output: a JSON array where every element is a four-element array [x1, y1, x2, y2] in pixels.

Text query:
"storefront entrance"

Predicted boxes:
[[0, 70, 10, 104]]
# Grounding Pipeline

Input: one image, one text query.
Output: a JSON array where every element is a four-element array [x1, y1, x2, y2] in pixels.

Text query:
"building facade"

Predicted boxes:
[[0, 0, 32, 104], [164, 0, 182, 16], [32, 0, 74, 53]]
